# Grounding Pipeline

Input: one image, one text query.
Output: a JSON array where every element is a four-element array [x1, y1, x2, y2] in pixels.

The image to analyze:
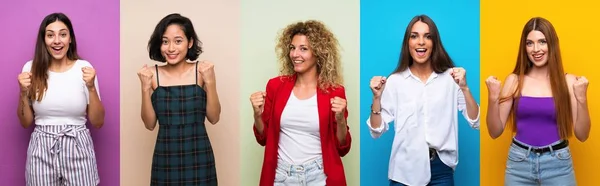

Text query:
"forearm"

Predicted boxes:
[[336, 118, 348, 145], [369, 97, 382, 128], [204, 83, 221, 124], [17, 94, 34, 128], [87, 87, 105, 128], [574, 101, 591, 142], [486, 98, 504, 139], [253, 114, 265, 135], [461, 87, 479, 120], [141, 89, 157, 130]]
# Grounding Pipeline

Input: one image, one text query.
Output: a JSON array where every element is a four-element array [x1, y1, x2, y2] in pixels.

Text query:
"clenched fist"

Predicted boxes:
[[137, 64, 154, 91], [485, 76, 501, 101], [573, 76, 589, 104], [370, 76, 387, 98], [250, 91, 266, 116], [331, 97, 347, 122], [198, 61, 216, 85], [450, 67, 467, 88], [82, 67, 96, 88], [17, 72, 32, 94]]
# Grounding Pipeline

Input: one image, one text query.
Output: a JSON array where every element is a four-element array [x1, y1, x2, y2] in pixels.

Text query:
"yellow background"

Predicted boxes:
[[480, 1, 600, 185]]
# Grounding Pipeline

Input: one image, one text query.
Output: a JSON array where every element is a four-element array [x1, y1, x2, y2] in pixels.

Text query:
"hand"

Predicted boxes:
[[198, 60, 216, 85], [450, 67, 467, 88], [17, 72, 32, 94], [331, 97, 347, 122], [250, 91, 266, 117], [485, 76, 501, 101], [573, 76, 589, 104], [82, 67, 96, 89], [137, 64, 154, 91], [370, 76, 386, 98]]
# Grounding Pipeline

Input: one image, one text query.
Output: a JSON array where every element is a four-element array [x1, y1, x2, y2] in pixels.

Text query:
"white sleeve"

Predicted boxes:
[[366, 75, 396, 139], [457, 88, 480, 129]]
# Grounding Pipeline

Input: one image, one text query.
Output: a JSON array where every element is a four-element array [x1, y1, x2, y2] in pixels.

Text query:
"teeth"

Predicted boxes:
[[416, 49, 426, 52], [293, 60, 303, 64]]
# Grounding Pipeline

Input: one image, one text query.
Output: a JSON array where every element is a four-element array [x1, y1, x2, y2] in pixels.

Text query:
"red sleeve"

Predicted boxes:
[[333, 86, 351, 157], [253, 77, 279, 146]]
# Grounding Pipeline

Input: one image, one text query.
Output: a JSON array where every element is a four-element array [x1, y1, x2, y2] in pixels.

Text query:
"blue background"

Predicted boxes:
[[359, 0, 481, 185]]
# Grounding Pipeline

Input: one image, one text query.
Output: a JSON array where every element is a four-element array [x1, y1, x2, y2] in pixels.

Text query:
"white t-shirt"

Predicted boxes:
[[277, 91, 322, 164], [22, 59, 101, 126]]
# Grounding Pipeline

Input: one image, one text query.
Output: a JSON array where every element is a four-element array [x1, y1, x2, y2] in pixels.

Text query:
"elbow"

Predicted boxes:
[[208, 116, 220, 125], [90, 119, 104, 129], [20, 120, 33, 129], [575, 132, 589, 142], [145, 125, 155, 131]]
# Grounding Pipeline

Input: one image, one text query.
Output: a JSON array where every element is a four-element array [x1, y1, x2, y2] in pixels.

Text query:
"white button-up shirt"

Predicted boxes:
[[367, 68, 480, 186]]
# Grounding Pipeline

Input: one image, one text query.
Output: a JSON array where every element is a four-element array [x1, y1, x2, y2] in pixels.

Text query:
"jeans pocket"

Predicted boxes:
[[274, 169, 288, 183], [555, 148, 572, 160], [507, 145, 527, 162]]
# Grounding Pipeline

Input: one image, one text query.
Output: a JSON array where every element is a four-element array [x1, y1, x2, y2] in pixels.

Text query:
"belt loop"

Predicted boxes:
[[288, 165, 292, 176], [525, 146, 532, 157], [315, 159, 323, 170]]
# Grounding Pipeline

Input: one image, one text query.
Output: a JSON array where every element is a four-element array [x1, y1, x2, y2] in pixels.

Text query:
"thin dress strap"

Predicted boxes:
[[195, 61, 199, 85], [155, 64, 160, 86]]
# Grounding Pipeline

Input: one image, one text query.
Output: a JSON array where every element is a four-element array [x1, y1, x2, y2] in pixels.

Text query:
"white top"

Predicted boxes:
[[22, 59, 101, 126], [278, 91, 322, 164], [367, 68, 480, 186]]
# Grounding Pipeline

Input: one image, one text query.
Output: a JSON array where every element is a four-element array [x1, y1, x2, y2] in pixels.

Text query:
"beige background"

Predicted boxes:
[[240, 0, 360, 185], [120, 0, 240, 185]]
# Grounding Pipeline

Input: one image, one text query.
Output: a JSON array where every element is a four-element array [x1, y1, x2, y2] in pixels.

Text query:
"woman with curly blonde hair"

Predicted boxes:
[[249, 20, 351, 186]]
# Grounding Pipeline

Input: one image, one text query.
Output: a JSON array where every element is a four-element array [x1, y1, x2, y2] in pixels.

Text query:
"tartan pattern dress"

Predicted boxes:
[[150, 63, 218, 186]]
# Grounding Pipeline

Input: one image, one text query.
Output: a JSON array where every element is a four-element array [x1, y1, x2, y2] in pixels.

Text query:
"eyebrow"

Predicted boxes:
[[45, 29, 68, 32], [162, 36, 184, 39], [410, 32, 430, 35]]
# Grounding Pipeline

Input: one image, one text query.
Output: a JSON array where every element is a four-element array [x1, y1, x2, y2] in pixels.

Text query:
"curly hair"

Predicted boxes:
[[275, 20, 343, 91]]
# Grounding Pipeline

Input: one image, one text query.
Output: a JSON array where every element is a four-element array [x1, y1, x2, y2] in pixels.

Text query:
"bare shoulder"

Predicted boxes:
[[565, 73, 577, 85]]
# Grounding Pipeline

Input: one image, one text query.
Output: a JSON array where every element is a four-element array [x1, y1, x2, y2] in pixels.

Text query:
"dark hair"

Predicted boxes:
[[148, 13, 202, 62], [393, 14, 454, 74], [501, 17, 572, 139], [30, 12, 80, 102]]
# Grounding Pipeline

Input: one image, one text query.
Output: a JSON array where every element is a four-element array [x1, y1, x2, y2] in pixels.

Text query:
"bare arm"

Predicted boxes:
[[460, 87, 480, 121], [203, 80, 221, 125], [17, 93, 34, 128], [486, 74, 517, 139], [567, 74, 591, 142], [87, 80, 105, 128], [141, 87, 157, 131]]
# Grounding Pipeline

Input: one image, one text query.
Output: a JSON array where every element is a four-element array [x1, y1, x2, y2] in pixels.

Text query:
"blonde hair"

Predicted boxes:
[[275, 20, 343, 91]]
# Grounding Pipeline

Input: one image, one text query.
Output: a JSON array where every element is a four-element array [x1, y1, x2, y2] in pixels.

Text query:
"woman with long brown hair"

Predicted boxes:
[[249, 20, 351, 186], [485, 17, 590, 185], [367, 14, 480, 186], [17, 12, 105, 185]]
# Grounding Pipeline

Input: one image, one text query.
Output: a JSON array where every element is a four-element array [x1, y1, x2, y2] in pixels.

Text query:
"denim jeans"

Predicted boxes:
[[505, 138, 576, 186], [274, 157, 326, 186], [389, 154, 454, 186]]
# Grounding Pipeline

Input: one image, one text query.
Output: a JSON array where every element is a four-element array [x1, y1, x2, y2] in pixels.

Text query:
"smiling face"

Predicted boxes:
[[44, 21, 71, 61], [408, 21, 433, 64], [160, 24, 193, 65], [526, 30, 549, 67], [289, 34, 317, 74]]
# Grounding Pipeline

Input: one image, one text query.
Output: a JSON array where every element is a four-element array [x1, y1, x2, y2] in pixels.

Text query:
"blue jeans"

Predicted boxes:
[[389, 154, 454, 186], [505, 138, 576, 186], [274, 157, 326, 186]]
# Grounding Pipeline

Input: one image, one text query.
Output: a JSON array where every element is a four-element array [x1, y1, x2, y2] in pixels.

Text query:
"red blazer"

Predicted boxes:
[[253, 75, 352, 186]]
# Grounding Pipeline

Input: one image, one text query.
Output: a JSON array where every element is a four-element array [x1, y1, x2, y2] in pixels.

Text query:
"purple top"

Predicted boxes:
[[514, 96, 561, 147]]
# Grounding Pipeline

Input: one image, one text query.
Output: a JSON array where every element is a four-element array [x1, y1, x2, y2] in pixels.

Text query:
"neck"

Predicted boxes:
[[409, 61, 433, 79], [49, 57, 73, 71], [164, 60, 189, 73], [296, 67, 318, 88], [528, 64, 549, 79]]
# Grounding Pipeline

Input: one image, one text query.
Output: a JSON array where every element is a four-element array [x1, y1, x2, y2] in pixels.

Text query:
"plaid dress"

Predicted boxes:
[[150, 63, 217, 186]]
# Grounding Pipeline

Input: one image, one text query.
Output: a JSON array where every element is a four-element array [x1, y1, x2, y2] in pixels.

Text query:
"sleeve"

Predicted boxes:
[[366, 75, 396, 139], [457, 88, 480, 129], [253, 77, 277, 146], [333, 86, 351, 157]]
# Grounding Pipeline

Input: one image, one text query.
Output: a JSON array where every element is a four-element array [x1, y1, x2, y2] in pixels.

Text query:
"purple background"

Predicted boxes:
[[0, 0, 120, 185]]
